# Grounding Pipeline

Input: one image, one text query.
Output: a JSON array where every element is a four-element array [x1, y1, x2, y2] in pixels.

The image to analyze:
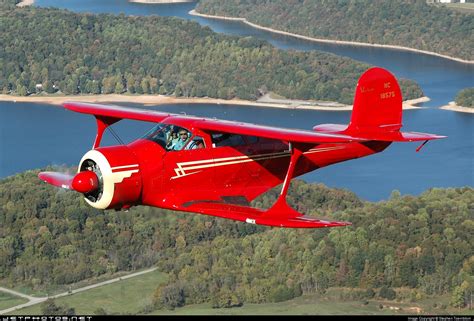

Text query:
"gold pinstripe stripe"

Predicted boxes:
[[171, 146, 345, 179]]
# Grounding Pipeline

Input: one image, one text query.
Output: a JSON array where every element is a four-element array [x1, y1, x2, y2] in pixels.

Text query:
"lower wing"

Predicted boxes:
[[175, 201, 351, 228]]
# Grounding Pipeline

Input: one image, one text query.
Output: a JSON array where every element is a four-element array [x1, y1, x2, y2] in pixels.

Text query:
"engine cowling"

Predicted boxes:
[[78, 146, 142, 210]]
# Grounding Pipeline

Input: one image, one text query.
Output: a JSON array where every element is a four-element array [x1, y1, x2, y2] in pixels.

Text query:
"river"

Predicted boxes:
[[0, 0, 472, 201]]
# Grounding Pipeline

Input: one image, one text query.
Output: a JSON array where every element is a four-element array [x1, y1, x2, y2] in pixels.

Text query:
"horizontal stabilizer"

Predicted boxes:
[[360, 131, 446, 142], [313, 124, 446, 142], [178, 201, 351, 228]]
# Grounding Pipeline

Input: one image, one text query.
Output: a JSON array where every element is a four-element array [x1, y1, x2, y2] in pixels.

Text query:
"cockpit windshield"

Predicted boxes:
[[142, 123, 192, 151]]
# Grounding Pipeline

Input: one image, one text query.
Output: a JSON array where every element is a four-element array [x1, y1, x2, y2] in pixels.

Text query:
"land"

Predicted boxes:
[[0, 94, 428, 111], [3, 3, 425, 104], [150, 292, 465, 316], [4, 270, 462, 316], [440, 101, 474, 114], [189, 9, 473, 65], [0, 267, 161, 315], [436, 2, 474, 14], [194, 0, 473, 63], [0, 292, 28, 311]]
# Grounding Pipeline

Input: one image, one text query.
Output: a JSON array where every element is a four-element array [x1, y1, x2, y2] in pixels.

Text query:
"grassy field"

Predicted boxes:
[[16, 269, 167, 315], [150, 293, 470, 316], [11, 275, 472, 316], [0, 269, 153, 298], [438, 3, 474, 13], [0, 292, 28, 310]]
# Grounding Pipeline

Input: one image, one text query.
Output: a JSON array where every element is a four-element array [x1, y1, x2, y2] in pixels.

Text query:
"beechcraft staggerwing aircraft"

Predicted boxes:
[[38, 67, 445, 228]]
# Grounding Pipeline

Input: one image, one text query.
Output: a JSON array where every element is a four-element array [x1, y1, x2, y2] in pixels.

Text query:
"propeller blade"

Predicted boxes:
[[38, 171, 75, 189], [39, 171, 99, 194]]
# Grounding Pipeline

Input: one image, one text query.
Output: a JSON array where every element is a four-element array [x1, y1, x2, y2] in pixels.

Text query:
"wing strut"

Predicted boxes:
[[93, 116, 120, 149], [262, 142, 304, 219]]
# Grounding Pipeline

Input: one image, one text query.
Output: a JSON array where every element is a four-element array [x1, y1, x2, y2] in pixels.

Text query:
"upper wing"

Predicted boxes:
[[64, 101, 173, 123], [63, 101, 366, 145]]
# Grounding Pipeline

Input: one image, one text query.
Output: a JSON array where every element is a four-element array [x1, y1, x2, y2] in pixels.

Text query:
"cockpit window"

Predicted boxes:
[[143, 123, 191, 151]]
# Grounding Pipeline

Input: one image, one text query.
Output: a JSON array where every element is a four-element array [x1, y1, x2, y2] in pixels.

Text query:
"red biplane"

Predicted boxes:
[[38, 67, 445, 228]]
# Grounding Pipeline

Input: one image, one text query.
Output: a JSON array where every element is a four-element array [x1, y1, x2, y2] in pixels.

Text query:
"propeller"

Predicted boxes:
[[38, 171, 99, 194]]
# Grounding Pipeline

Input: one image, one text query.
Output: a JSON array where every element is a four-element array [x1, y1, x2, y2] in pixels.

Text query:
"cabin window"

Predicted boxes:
[[244, 136, 259, 144], [211, 133, 260, 147], [211, 133, 246, 147], [143, 123, 192, 151]]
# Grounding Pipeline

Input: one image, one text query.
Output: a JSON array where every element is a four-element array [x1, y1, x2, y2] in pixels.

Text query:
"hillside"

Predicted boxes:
[[0, 171, 472, 312], [196, 0, 474, 62], [0, 3, 423, 104]]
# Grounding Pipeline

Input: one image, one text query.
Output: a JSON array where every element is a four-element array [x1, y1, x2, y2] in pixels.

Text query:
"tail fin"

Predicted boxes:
[[346, 67, 402, 134], [314, 67, 445, 143]]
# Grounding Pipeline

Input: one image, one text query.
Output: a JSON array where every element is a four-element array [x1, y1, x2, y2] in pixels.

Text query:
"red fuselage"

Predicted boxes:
[[92, 124, 390, 211]]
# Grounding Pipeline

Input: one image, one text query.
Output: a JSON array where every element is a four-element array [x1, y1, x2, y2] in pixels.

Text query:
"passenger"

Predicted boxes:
[[195, 140, 204, 149], [165, 125, 175, 140], [166, 131, 179, 150], [188, 138, 205, 149]]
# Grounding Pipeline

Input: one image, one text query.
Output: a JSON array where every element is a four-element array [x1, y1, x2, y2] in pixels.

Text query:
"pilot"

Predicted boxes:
[[172, 130, 189, 150]]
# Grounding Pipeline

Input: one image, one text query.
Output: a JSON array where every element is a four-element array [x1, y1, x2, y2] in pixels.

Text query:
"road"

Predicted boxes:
[[0, 267, 158, 315]]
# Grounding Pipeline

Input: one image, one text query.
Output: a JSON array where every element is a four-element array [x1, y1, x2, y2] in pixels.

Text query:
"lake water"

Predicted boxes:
[[1, 101, 472, 201], [1, 0, 472, 201]]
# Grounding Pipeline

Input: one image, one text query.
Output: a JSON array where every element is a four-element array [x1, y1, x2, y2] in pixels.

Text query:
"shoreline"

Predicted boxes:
[[189, 10, 474, 65], [440, 101, 474, 114], [0, 94, 428, 111]]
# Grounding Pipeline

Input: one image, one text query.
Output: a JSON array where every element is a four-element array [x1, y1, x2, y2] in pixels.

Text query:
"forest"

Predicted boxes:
[[196, 0, 474, 61], [0, 170, 472, 312], [455, 88, 474, 107], [0, 2, 423, 104]]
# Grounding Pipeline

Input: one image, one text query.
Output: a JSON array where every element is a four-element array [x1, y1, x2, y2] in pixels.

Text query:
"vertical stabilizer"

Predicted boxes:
[[313, 67, 444, 142], [346, 67, 403, 134]]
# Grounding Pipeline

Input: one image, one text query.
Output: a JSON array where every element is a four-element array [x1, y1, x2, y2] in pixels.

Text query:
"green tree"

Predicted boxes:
[[41, 299, 75, 315], [451, 285, 465, 309], [379, 286, 396, 300]]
